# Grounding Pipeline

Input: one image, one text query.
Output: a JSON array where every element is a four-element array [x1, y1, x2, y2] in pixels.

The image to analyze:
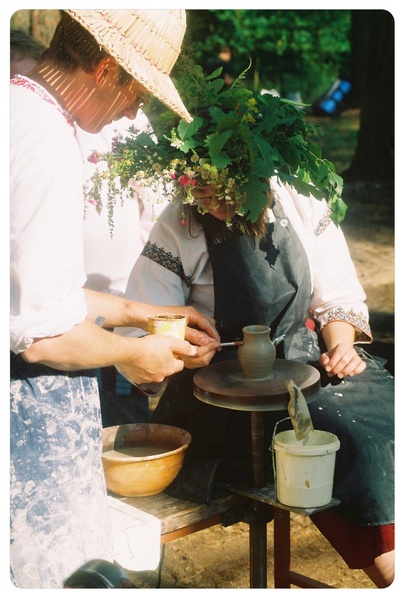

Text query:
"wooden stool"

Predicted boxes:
[[272, 499, 339, 588], [222, 482, 340, 588]]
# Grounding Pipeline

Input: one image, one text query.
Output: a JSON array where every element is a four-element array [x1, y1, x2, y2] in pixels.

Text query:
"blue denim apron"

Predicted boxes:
[[10, 354, 113, 588]]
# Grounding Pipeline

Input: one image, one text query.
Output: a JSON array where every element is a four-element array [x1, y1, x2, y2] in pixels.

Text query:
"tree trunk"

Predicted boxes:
[[343, 10, 394, 182]]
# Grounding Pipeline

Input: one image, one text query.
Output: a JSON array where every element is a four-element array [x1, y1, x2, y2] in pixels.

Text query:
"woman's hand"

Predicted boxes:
[[180, 336, 219, 369], [178, 307, 220, 368], [319, 321, 366, 378], [181, 308, 220, 344], [319, 342, 366, 378]]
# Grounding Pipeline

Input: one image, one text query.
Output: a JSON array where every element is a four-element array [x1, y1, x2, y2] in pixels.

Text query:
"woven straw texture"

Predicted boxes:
[[66, 9, 191, 122]]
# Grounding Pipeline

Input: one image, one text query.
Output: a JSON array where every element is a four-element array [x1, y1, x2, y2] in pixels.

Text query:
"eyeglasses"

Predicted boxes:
[[189, 194, 217, 207]]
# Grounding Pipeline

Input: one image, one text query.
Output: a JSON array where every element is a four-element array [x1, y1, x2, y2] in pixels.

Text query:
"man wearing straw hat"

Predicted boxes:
[[10, 10, 220, 588]]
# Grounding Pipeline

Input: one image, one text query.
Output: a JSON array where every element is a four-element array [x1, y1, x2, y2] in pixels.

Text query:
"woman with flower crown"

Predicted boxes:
[[119, 176, 394, 587], [96, 61, 393, 587]]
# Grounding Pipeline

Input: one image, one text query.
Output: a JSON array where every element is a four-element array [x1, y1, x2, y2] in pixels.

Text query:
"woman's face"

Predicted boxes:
[[192, 185, 237, 221]]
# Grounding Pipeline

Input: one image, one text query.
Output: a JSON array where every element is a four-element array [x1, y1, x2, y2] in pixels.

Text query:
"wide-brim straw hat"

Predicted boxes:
[[65, 9, 192, 122]]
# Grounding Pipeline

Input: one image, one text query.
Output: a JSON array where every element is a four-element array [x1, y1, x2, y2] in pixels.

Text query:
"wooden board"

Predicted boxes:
[[112, 491, 248, 541]]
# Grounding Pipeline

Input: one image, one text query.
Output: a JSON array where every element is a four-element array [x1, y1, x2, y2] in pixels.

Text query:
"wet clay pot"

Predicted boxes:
[[238, 325, 276, 380]]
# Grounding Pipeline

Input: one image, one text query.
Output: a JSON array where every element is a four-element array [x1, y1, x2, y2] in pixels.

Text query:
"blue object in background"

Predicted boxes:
[[318, 79, 352, 115]]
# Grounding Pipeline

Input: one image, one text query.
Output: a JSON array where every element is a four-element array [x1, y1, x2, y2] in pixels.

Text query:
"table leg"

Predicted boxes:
[[273, 506, 291, 587], [251, 412, 265, 487], [249, 412, 267, 588]]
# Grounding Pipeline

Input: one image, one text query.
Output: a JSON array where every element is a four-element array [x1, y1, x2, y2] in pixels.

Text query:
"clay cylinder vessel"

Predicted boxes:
[[238, 325, 276, 380]]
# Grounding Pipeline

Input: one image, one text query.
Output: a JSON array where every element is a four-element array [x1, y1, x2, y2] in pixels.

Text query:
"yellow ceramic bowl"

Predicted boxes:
[[102, 423, 191, 497]]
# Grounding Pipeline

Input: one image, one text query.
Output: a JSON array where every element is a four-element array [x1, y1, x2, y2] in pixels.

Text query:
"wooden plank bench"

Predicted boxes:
[[115, 489, 250, 544], [113, 484, 339, 588]]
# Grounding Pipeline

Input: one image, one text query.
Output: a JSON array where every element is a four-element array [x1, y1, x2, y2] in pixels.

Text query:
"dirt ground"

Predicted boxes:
[[129, 181, 395, 590]]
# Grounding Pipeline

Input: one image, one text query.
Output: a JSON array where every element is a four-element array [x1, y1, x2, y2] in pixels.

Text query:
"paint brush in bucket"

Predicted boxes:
[[285, 379, 314, 441]]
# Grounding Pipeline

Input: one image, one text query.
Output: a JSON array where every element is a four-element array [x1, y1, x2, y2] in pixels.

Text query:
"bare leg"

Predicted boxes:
[[363, 550, 394, 588]]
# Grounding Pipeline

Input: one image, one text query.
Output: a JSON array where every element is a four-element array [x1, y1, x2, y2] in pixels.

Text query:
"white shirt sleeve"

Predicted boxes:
[[272, 179, 372, 342], [117, 202, 213, 339], [10, 85, 88, 353]]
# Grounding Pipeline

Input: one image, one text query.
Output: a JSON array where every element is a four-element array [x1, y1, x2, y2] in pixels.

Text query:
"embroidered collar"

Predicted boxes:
[[11, 75, 75, 131]]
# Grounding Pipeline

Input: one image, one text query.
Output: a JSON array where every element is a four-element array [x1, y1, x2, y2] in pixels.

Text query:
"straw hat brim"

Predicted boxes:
[[66, 9, 192, 123]]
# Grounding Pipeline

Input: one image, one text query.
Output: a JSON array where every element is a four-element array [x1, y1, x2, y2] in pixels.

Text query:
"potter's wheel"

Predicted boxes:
[[193, 358, 320, 411]]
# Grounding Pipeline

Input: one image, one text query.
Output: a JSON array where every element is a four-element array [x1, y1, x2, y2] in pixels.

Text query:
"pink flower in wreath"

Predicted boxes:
[[84, 193, 98, 206], [87, 150, 101, 164], [178, 175, 197, 187]]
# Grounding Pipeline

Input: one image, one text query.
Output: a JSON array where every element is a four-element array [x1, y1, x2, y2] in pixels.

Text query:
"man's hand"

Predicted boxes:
[[116, 334, 197, 385]]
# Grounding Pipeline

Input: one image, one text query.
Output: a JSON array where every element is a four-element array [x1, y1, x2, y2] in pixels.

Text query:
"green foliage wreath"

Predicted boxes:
[[87, 59, 346, 227]]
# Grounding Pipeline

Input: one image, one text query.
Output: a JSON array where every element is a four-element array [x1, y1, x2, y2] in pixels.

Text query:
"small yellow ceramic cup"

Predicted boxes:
[[148, 314, 187, 340]]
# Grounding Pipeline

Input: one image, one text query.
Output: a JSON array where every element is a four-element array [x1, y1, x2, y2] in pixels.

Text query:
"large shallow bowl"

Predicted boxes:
[[102, 423, 191, 497]]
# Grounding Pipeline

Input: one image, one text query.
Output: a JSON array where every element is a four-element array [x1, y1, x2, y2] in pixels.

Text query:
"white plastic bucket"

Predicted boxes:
[[273, 429, 340, 508]]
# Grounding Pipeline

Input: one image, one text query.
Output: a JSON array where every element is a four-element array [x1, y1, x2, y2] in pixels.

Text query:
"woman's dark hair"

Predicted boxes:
[[41, 14, 132, 86]]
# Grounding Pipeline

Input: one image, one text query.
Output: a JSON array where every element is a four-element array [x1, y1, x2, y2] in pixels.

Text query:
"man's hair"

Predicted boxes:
[[41, 13, 132, 85], [10, 29, 45, 61]]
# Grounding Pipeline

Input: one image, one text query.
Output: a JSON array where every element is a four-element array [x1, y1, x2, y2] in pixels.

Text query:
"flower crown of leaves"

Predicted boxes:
[[87, 59, 346, 228]]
